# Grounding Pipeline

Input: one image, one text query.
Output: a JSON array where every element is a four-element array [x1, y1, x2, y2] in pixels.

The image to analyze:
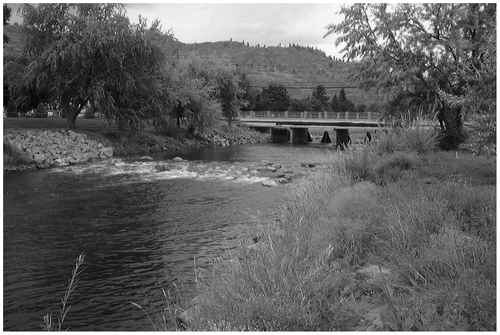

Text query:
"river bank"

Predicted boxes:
[[3, 119, 270, 172], [166, 127, 496, 331]]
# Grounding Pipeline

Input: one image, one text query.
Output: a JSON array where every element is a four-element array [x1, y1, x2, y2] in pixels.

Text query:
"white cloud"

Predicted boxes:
[[125, 3, 345, 57], [5, 3, 347, 57]]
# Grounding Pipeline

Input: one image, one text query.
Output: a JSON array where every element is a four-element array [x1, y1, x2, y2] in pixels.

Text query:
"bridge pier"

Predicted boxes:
[[270, 127, 290, 143], [335, 128, 350, 149], [290, 127, 309, 144]]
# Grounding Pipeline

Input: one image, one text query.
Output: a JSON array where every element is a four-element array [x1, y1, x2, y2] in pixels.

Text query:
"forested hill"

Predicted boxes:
[[4, 24, 379, 106], [177, 40, 379, 106]]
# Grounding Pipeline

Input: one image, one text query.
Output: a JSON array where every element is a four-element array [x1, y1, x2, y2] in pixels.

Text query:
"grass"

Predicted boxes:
[[161, 125, 496, 331], [42, 254, 86, 331]]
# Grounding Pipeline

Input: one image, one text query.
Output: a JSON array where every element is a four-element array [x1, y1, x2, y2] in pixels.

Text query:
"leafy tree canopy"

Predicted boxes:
[[259, 83, 290, 112], [171, 53, 245, 132], [325, 3, 496, 149], [16, 3, 175, 130], [3, 4, 11, 25]]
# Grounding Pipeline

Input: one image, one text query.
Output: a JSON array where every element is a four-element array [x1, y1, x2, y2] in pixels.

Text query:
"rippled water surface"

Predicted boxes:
[[3, 142, 338, 331]]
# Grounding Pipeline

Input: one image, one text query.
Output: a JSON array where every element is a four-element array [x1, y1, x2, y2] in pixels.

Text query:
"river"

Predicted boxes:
[[3, 142, 338, 331]]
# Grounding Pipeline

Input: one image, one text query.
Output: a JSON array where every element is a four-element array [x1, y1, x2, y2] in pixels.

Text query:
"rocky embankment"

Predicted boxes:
[[3, 126, 270, 172], [4, 129, 114, 171]]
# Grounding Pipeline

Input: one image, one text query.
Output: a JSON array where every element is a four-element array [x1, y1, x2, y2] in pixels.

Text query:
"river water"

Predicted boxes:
[[3, 142, 338, 331]]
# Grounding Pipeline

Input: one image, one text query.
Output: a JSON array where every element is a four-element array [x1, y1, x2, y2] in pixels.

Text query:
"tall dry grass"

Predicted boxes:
[[154, 121, 495, 331]]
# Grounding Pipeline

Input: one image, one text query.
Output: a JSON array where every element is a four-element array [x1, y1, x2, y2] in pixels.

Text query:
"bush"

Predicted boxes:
[[332, 145, 375, 182], [402, 125, 440, 154], [376, 130, 402, 154], [3, 141, 35, 167], [372, 152, 417, 185]]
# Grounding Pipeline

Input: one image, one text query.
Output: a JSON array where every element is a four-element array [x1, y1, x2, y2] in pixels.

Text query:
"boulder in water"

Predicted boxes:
[[173, 157, 183, 161], [261, 180, 278, 187]]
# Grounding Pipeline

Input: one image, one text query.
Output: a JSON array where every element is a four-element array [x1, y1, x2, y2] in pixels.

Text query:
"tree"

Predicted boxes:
[[289, 98, 311, 112], [338, 88, 355, 113], [3, 4, 11, 25], [173, 54, 245, 131], [238, 71, 257, 111], [4, 54, 53, 115], [311, 85, 329, 111], [325, 3, 496, 149], [17, 3, 175, 130], [3, 4, 12, 44], [330, 94, 340, 113], [259, 84, 290, 111]]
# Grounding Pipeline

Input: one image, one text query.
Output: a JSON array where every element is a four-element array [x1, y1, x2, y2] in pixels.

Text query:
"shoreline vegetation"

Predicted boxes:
[[166, 122, 496, 331]]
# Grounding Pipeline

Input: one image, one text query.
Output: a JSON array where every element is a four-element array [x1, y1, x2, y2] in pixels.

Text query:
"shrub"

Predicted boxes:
[[375, 129, 402, 154], [3, 141, 35, 167], [402, 125, 440, 154], [332, 145, 375, 182], [372, 152, 417, 185]]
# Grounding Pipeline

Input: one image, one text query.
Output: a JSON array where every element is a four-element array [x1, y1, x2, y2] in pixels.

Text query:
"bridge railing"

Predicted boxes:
[[238, 110, 381, 121]]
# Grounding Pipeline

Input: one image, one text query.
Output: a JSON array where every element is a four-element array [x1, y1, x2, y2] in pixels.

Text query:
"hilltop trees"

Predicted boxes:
[[12, 3, 175, 130], [325, 3, 497, 149]]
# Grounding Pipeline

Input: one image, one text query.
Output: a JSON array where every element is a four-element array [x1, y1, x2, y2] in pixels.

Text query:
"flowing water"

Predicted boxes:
[[3, 142, 338, 331]]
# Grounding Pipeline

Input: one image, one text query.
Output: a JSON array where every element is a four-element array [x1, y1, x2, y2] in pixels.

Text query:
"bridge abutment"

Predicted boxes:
[[335, 128, 350, 149], [270, 127, 290, 143], [290, 127, 309, 144]]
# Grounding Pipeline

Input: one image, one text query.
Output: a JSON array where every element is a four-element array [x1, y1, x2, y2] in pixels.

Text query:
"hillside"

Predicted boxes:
[[3, 24, 381, 107], [178, 40, 379, 106], [3, 24, 24, 56]]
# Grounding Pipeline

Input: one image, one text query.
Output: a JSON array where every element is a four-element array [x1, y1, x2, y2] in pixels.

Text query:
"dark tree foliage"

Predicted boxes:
[[325, 3, 496, 150], [16, 3, 175, 130], [238, 72, 257, 111], [3, 4, 11, 25], [3, 4, 12, 44], [338, 88, 355, 113], [330, 94, 340, 113], [258, 84, 290, 112], [311, 85, 329, 111], [4, 54, 53, 115], [289, 98, 311, 112]]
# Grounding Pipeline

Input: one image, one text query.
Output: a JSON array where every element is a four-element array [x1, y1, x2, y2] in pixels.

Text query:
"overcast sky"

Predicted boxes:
[[6, 2, 346, 58]]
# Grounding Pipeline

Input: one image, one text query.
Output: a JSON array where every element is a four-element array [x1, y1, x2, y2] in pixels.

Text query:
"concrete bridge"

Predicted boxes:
[[236, 110, 386, 148]]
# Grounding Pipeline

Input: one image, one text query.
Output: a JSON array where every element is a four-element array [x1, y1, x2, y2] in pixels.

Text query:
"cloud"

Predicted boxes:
[[125, 3, 344, 56], [4, 3, 346, 57]]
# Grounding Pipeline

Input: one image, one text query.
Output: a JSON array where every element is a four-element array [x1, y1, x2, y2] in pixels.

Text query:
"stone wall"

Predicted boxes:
[[4, 129, 114, 169]]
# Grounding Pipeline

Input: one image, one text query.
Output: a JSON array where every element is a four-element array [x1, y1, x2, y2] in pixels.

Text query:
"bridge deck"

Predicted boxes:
[[236, 111, 386, 128], [238, 118, 385, 128]]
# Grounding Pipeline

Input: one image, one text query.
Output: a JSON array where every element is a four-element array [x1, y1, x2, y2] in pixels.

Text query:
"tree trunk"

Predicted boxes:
[[66, 111, 78, 129], [61, 103, 80, 129], [438, 103, 464, 150]]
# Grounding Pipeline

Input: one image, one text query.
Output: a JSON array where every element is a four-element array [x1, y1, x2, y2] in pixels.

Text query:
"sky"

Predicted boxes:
[[6, 2, 346, 58]]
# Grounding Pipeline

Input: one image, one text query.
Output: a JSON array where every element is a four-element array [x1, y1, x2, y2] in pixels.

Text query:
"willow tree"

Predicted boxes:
[[171, 54, 244, 133], [325, 3, 496, 149], [18, 3, 175, 130]]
